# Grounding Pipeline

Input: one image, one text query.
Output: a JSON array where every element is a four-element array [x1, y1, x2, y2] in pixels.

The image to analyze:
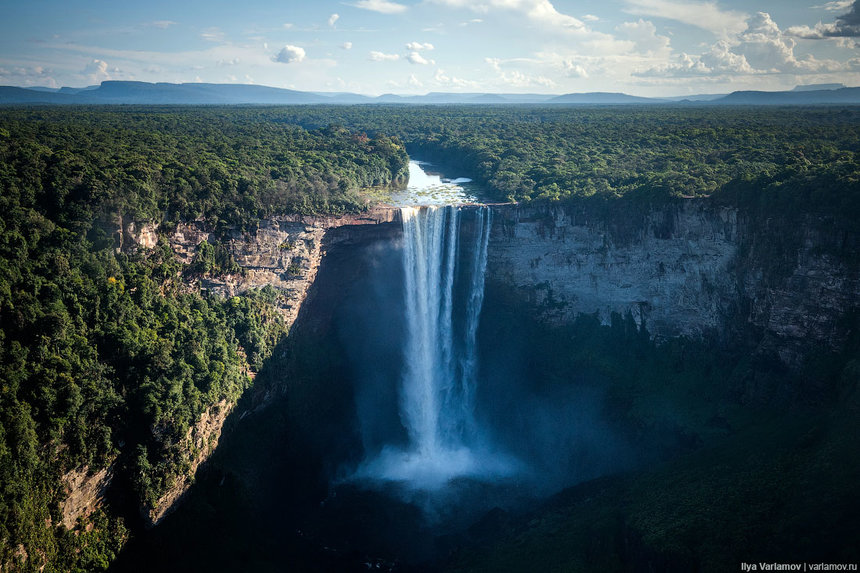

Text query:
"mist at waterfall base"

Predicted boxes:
[[333, 205, 629, 520]]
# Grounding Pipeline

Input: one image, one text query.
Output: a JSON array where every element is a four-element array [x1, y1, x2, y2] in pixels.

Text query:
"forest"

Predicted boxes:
[[0, 107, 408, 570], [0, 104, 858, 571]]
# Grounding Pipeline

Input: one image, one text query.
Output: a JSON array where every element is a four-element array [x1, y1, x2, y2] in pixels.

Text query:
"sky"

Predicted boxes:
[[1, 0, 859, 96]]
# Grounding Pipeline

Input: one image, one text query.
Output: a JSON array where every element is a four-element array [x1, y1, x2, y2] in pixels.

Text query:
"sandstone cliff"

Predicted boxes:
[[487, 201, 859, 367]]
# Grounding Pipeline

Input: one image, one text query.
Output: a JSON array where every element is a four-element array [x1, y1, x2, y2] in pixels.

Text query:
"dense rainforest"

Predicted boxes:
[[0, 108, 408, 570], [0, 105, 858, 571], [270, 105, 860, 216]]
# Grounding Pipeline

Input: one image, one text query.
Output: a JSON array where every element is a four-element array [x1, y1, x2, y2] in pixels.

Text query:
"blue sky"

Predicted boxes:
[[1, 0, 858, 96]]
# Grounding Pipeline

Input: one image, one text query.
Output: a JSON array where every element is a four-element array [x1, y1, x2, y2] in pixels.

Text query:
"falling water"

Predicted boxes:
[[357, 204, 515, 489]]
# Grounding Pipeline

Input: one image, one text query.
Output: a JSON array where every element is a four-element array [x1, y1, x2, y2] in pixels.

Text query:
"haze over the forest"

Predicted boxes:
[[2, 0, 860, 97]]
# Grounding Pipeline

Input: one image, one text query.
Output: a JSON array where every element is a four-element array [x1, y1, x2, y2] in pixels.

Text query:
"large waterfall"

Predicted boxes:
[[400, 205, 490, 456], [357, 205, 513, 489]]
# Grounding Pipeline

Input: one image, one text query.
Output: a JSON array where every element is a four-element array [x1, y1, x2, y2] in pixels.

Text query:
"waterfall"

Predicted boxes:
[[357, 205, 502, 488], [399, 205, 491, 456]]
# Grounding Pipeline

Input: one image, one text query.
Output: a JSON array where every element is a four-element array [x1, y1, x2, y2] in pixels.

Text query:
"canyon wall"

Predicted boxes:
[[487, 201, 860, 366], [81, 199, 858, 529]]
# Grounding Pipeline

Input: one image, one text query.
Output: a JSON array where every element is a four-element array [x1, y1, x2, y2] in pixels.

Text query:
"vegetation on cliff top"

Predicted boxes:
[[272, 105, 860, 215]]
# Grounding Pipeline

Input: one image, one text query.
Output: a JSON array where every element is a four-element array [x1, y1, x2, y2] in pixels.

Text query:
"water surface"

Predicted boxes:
[[387, 160, 484, 206]]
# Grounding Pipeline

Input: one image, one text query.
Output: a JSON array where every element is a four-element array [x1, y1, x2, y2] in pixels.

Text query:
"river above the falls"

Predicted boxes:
[[386, 160, 486, 206]]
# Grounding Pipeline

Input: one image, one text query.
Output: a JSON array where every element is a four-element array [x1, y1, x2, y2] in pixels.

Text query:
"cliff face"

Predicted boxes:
[[69, 200, 857, 536], [166, 209, 400, 330], [120, 207, 400, 527], [488, 202, 860, 366]]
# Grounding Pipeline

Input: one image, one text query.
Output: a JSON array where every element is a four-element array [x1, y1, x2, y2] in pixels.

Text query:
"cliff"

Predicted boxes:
[[120, 207, 400, 527], [487, 201, 860, 367], [65, 199, 859, 538]]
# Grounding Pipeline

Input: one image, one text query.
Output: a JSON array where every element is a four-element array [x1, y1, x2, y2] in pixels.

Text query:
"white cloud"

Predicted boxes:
[[283, 23, 294, 29], [623, 0, 748, 38], [406, 42, 434, 51], [739, 12, 843, 71], [406, 51, 435, 65], [433, 68, 479, 88], [329, 13, 340, 27], [432, 0, 588, 32], [616, 19, 671, 55], [84, 59, 119, 82], [563, 60, 589, 78], [200, 27, 225, 42], [349, 0, 408, 14], [583, 14, 599, 22], [700, 40, 755, 73], [486, 56, 565, 86], [498, 69, 556, 87], [341, 42, 353, 50], [812, 1, 853, 11], [273, 45, 306, 64], [0, 65, 58, 88], [369, 51, 400, 61], [408, 73, 423, 87], [217, 57, 241, 67], [634, 11, 846, 79]]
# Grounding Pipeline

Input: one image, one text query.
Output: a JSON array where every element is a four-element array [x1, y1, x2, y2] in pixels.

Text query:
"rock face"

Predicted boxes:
[[60, 466, 112, 530], [119, 207, 400, 526], [144, 400, 232, 527], [487, 202, 860, 366], [165, 208, 400, 330], [99, 199, 857, 531], [488, 203, 739, 338]]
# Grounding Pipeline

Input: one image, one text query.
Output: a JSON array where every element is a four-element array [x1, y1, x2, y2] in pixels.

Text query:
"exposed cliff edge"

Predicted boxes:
[[68, 199, 858, 541], [488, 201, 859, 368], [108, 207, 401, 528]]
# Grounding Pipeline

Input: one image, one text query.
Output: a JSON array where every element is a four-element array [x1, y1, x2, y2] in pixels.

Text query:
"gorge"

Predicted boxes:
[[1, 106, 857, 572], [109, 160, 859, 572]]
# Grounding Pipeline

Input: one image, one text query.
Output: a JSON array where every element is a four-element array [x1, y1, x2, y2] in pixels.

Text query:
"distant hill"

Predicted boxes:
[[547, 92, 660, 104], [1, 81, 859, 106], [792, 83, 845, 92], [715, 87, 860, 105]]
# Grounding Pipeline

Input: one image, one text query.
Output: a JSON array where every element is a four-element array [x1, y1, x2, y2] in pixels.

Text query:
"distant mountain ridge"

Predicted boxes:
[[1, 81, 859, 106]]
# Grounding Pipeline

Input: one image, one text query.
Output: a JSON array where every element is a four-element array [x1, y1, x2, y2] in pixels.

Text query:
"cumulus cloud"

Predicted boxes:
[[349, 0, 408, 14], [616, 19, 671, 55], [406, 51, 434, 65], [273, 45, 306, 64], [563, 60, 589, 78], [635, 11, 845, 79], [739, 12, 842, 71], [583, 14, 599, 22], [84, 59, 120, 82], [623, 0, 748, 38], [369, 51, 400, 61], [341, 42, 353, 50], [217, 57, 240, 67], [406, 41, 434, 51], [329, 13, 340, 27], [787, 0, 860, 38], [408, 73, 423, 87]]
